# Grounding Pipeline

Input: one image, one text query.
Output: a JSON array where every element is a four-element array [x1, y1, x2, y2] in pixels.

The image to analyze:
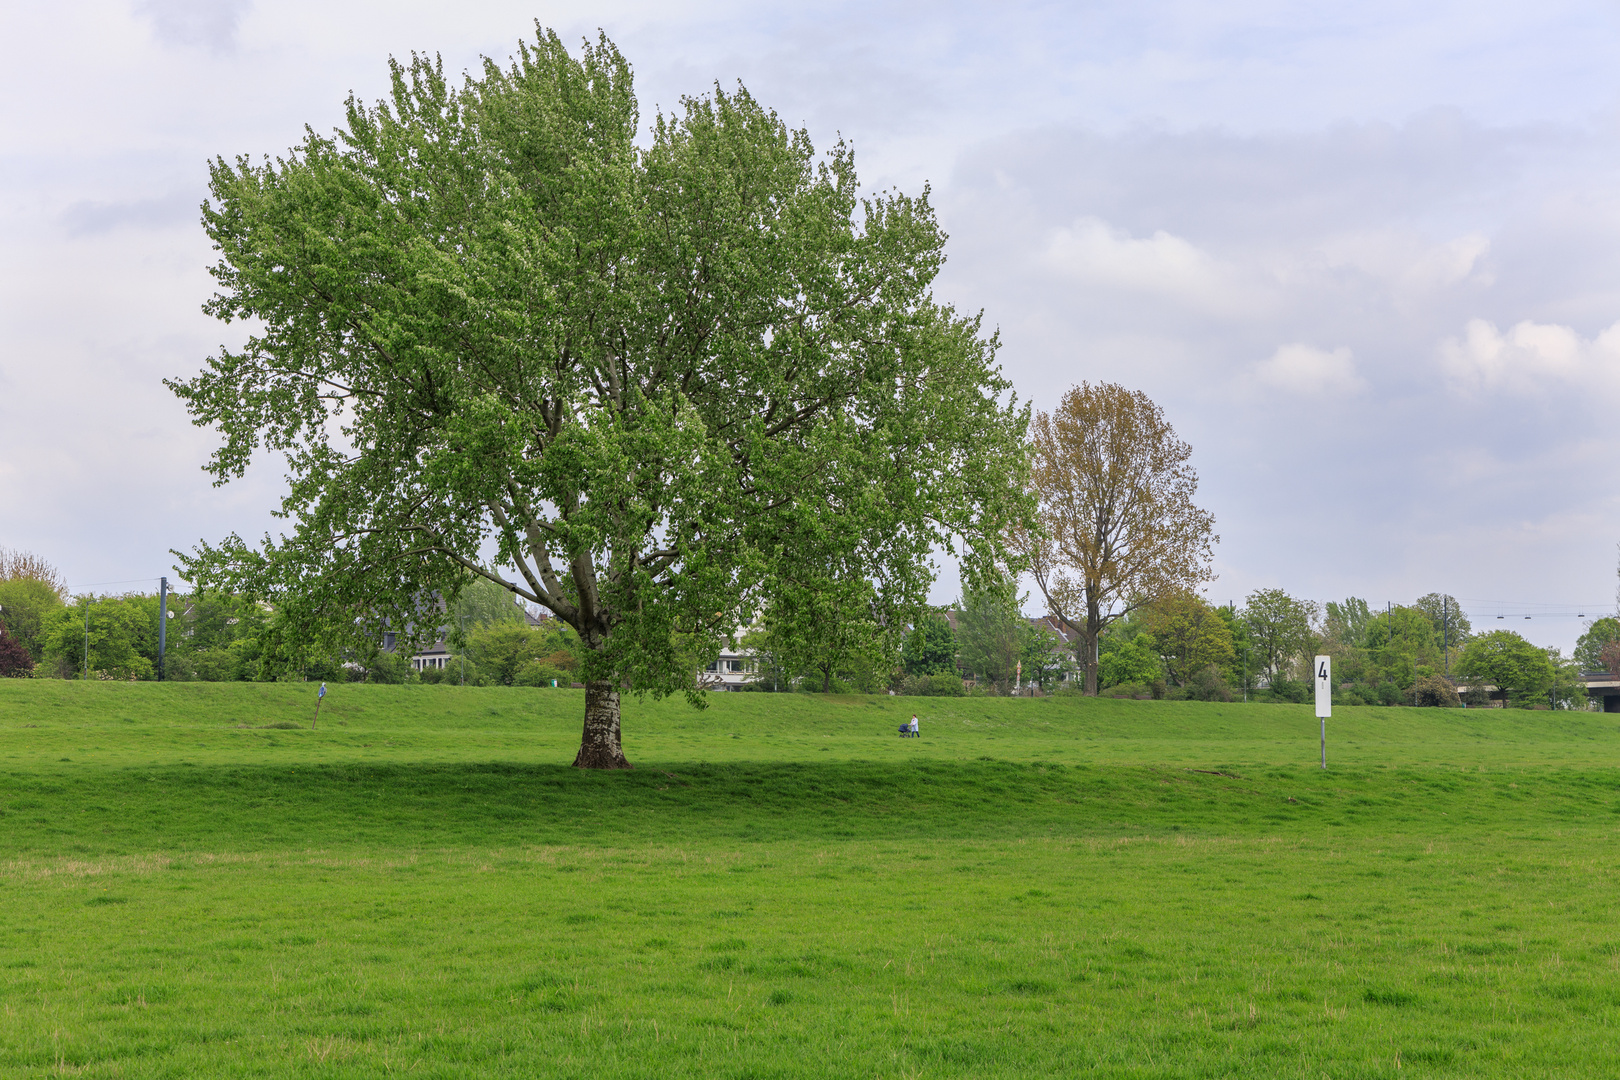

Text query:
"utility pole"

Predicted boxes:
[[157, 576, 168, 682], [82, 597, 90, 680], [1443, 596, 1449, 678]]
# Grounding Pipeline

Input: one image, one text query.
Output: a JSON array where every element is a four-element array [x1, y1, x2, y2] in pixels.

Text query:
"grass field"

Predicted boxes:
[[3, 682, 1620, 1077]]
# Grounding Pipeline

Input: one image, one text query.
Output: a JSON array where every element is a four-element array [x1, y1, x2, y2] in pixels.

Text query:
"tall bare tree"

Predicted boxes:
[[0, 548, 67, 598], [1014, 383, 1216, 694]]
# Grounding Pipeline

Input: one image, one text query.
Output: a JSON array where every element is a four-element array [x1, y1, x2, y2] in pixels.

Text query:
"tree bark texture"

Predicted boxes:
[[1083, 598, 1102, 696], [573, 681, 632, 770]]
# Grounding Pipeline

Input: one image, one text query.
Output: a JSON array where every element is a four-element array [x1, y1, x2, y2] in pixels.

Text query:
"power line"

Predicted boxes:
[[1453, 597, 1612, 621], [64, 577, 164, 591]]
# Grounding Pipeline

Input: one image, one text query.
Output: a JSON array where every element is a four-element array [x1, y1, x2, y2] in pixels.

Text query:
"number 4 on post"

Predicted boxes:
[[1314, 656, 1331, 769]]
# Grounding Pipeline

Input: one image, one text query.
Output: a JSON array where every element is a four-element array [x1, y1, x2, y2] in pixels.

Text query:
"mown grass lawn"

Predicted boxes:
[[3, 683, 1620, 1077]]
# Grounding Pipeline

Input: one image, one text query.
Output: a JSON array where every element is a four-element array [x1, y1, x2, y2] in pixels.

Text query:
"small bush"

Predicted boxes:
[[363, 651, 415, 684], [1411, 673, 1462, 707], [1185, 665, 1234, 702], [1341, 684, 1379, 706], [1266, 678, 1309, 704], [515, 662, 568, 688], [189, 647, 243, 682]]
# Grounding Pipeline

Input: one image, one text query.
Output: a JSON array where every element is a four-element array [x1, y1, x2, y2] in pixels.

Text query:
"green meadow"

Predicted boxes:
[[3, 683, 1620, 1077]]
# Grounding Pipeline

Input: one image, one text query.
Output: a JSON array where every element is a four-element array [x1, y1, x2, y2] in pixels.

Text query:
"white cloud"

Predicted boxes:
[[1440, 317, 1620, 393], [1252, 343, 1364, 395], [1042, 216, 1270, 318], [1307, 230, 1493, 293]]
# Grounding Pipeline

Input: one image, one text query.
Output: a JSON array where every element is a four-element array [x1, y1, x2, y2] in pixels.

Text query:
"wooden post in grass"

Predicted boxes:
[[1314, 655, 1331, 769], [313, 682, 327, 730]]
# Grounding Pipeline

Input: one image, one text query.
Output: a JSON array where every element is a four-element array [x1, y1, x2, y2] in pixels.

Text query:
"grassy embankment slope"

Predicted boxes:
[[3, 682, 1620, 1077]]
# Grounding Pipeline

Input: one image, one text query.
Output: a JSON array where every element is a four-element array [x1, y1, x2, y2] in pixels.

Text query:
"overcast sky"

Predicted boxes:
[[4, 0, 1620, 651]]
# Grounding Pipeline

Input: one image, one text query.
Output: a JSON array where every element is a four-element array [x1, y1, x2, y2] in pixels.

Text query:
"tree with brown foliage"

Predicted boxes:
[[1601, 638, 1620, 681], [1014, 383, 1217, 695]]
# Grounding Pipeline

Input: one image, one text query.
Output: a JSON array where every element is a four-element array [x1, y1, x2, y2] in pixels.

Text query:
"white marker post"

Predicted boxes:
[[1314, 655, 1331, 769]]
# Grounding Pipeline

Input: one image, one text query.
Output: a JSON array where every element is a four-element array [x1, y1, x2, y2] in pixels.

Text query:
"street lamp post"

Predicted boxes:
[[157, 577, 167, 681]]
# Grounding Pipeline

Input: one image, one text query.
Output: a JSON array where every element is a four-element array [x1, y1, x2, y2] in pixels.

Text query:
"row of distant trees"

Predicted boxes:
[[756, 580, 1602, 708], [0, 551, 581, 687], [739, 576, 1075, 697], [6, 542, 1611, 710], [1084, 585, 1610, 709]]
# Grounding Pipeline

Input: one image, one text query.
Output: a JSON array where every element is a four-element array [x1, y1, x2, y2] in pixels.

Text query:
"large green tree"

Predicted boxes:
[[40, 596, 158, 681], [955, 579, 1028, 695], [168, 30, 1026, 767], [1242, 588, 1318, 686], [0, 578, 64, 663], [1364, 604, 1438, 688], [759, 570, 894, 694], [1143, 590, 1234, 688], [1455, 630, 1555, 707], [1574, 617, 1620, 671], [0, 548, 68, 662], [1413, 593, 1470, 652]]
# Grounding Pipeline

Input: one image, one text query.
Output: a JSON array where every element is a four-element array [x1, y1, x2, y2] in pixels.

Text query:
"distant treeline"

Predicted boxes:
[[0, 553, 579, 687]]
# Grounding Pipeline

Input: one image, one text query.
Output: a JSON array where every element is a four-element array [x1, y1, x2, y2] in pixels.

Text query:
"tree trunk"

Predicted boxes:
[[1082, 632, 1098, 696], [1084, 599, 1104, 696], [573, 681, 632, 770]]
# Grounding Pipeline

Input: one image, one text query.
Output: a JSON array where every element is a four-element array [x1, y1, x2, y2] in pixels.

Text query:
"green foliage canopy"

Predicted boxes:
[[901, 613, 958, 677], [1098, 633, 1161, 689], [1324, 597, 1373, 650], [1142, 591, 1234, 687], [451, 576, 531, 631], [954, 579, 1026, 694], [0, 578, 64, 663], [167, 30, 1028, 765], [1456, 630, 1555, 705], [41, 596, 159, 681], [1575, 617, 1620, 671], [1413, 593, 1470, 648], [1242, 588, 1318, 684], [1363, 605, 1438, 685]]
